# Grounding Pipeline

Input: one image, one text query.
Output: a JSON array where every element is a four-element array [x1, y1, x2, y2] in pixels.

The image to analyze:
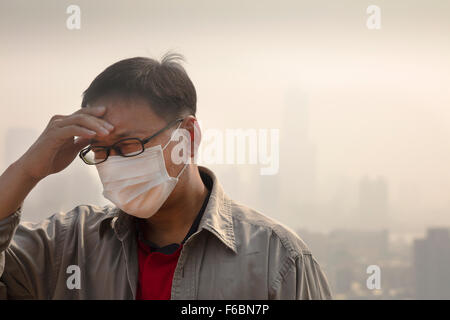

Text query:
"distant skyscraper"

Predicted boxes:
[[413, 228, 450, 299], [358, 175, 388, 230]]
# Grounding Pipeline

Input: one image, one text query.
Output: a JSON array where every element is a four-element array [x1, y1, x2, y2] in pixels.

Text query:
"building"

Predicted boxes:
[[414, 228, 450, 299]]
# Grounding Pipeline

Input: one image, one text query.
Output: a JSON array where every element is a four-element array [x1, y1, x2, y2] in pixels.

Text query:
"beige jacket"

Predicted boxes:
[[0, 166, 332, 299]]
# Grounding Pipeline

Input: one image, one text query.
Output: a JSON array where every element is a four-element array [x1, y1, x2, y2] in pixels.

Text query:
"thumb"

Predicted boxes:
[[73, 136, 90, 150]]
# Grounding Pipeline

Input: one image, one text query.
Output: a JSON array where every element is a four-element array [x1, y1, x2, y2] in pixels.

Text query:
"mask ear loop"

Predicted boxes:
[[162, 121, 189, 180], [162, 121, 183, 151], [176, 159, 188, 179]]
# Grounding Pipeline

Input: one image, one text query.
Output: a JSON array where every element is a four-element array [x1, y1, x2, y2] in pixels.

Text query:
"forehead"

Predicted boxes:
[[88, 94, 166, 143]]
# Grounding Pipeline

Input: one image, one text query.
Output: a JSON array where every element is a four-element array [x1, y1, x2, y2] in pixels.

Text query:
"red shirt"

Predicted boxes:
[[136, 238, 183, 300], [135, 175, 212, 300]]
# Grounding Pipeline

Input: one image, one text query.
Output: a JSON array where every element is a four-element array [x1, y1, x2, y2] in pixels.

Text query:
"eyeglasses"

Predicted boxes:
[[79, 118, 183, 165]]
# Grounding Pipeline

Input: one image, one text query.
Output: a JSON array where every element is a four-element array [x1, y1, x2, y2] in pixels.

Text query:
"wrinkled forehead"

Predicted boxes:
[[87, 94, 167, 144], [90, 94, 163, 126]]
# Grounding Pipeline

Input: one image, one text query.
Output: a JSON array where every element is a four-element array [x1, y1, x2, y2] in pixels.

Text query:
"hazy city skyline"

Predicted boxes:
[[1, 0, 449, 252]]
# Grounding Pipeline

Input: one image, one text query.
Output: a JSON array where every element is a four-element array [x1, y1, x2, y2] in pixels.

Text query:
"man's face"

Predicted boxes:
[[87, 93, 182, 178]]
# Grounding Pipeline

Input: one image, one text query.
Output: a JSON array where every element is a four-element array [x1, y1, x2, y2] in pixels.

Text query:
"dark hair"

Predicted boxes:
[[81, 52, 197, 120]]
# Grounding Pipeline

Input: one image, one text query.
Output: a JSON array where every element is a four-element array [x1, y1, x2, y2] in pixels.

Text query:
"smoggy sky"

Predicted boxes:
[[1, 0, 449, 234]]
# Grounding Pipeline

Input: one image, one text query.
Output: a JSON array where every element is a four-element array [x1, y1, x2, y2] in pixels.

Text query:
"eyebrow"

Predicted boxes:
[[89, 131, 141, 145]]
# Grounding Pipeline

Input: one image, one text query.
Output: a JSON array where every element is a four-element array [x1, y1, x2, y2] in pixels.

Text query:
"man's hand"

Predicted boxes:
[[0, 105, 115, 221], [18, 105, 114, 181]]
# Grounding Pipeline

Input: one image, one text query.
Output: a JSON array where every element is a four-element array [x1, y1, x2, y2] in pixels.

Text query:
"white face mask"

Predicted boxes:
[[95, 123, 187, 218]]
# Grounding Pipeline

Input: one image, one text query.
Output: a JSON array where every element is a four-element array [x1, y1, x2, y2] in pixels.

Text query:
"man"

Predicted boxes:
[[0, 53, 331, 299]]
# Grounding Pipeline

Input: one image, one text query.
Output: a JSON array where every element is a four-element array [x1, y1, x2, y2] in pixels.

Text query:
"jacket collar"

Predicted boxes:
[[98, 166, 237, 254]]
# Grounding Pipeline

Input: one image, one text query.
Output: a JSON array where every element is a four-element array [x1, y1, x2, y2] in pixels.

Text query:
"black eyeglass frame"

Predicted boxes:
[[78, 118, 184, 165]]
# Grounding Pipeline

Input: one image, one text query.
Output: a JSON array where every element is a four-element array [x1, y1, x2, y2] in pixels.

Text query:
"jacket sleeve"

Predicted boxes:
[[268, 228, 332, 300], [270, 253, 332, 300], [0, 205, 68, 299]]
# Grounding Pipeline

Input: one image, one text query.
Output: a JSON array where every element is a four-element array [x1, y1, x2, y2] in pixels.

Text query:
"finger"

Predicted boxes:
[[63, 136, 91, 156], [72, 105, 107, 118], [73, 136, 91, 150], [56, 113, 114, 137], [57, 125, 98, 141]]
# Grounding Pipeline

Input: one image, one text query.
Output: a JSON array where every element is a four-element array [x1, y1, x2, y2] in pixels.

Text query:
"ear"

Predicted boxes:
[[184, 116, 201, 163]]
